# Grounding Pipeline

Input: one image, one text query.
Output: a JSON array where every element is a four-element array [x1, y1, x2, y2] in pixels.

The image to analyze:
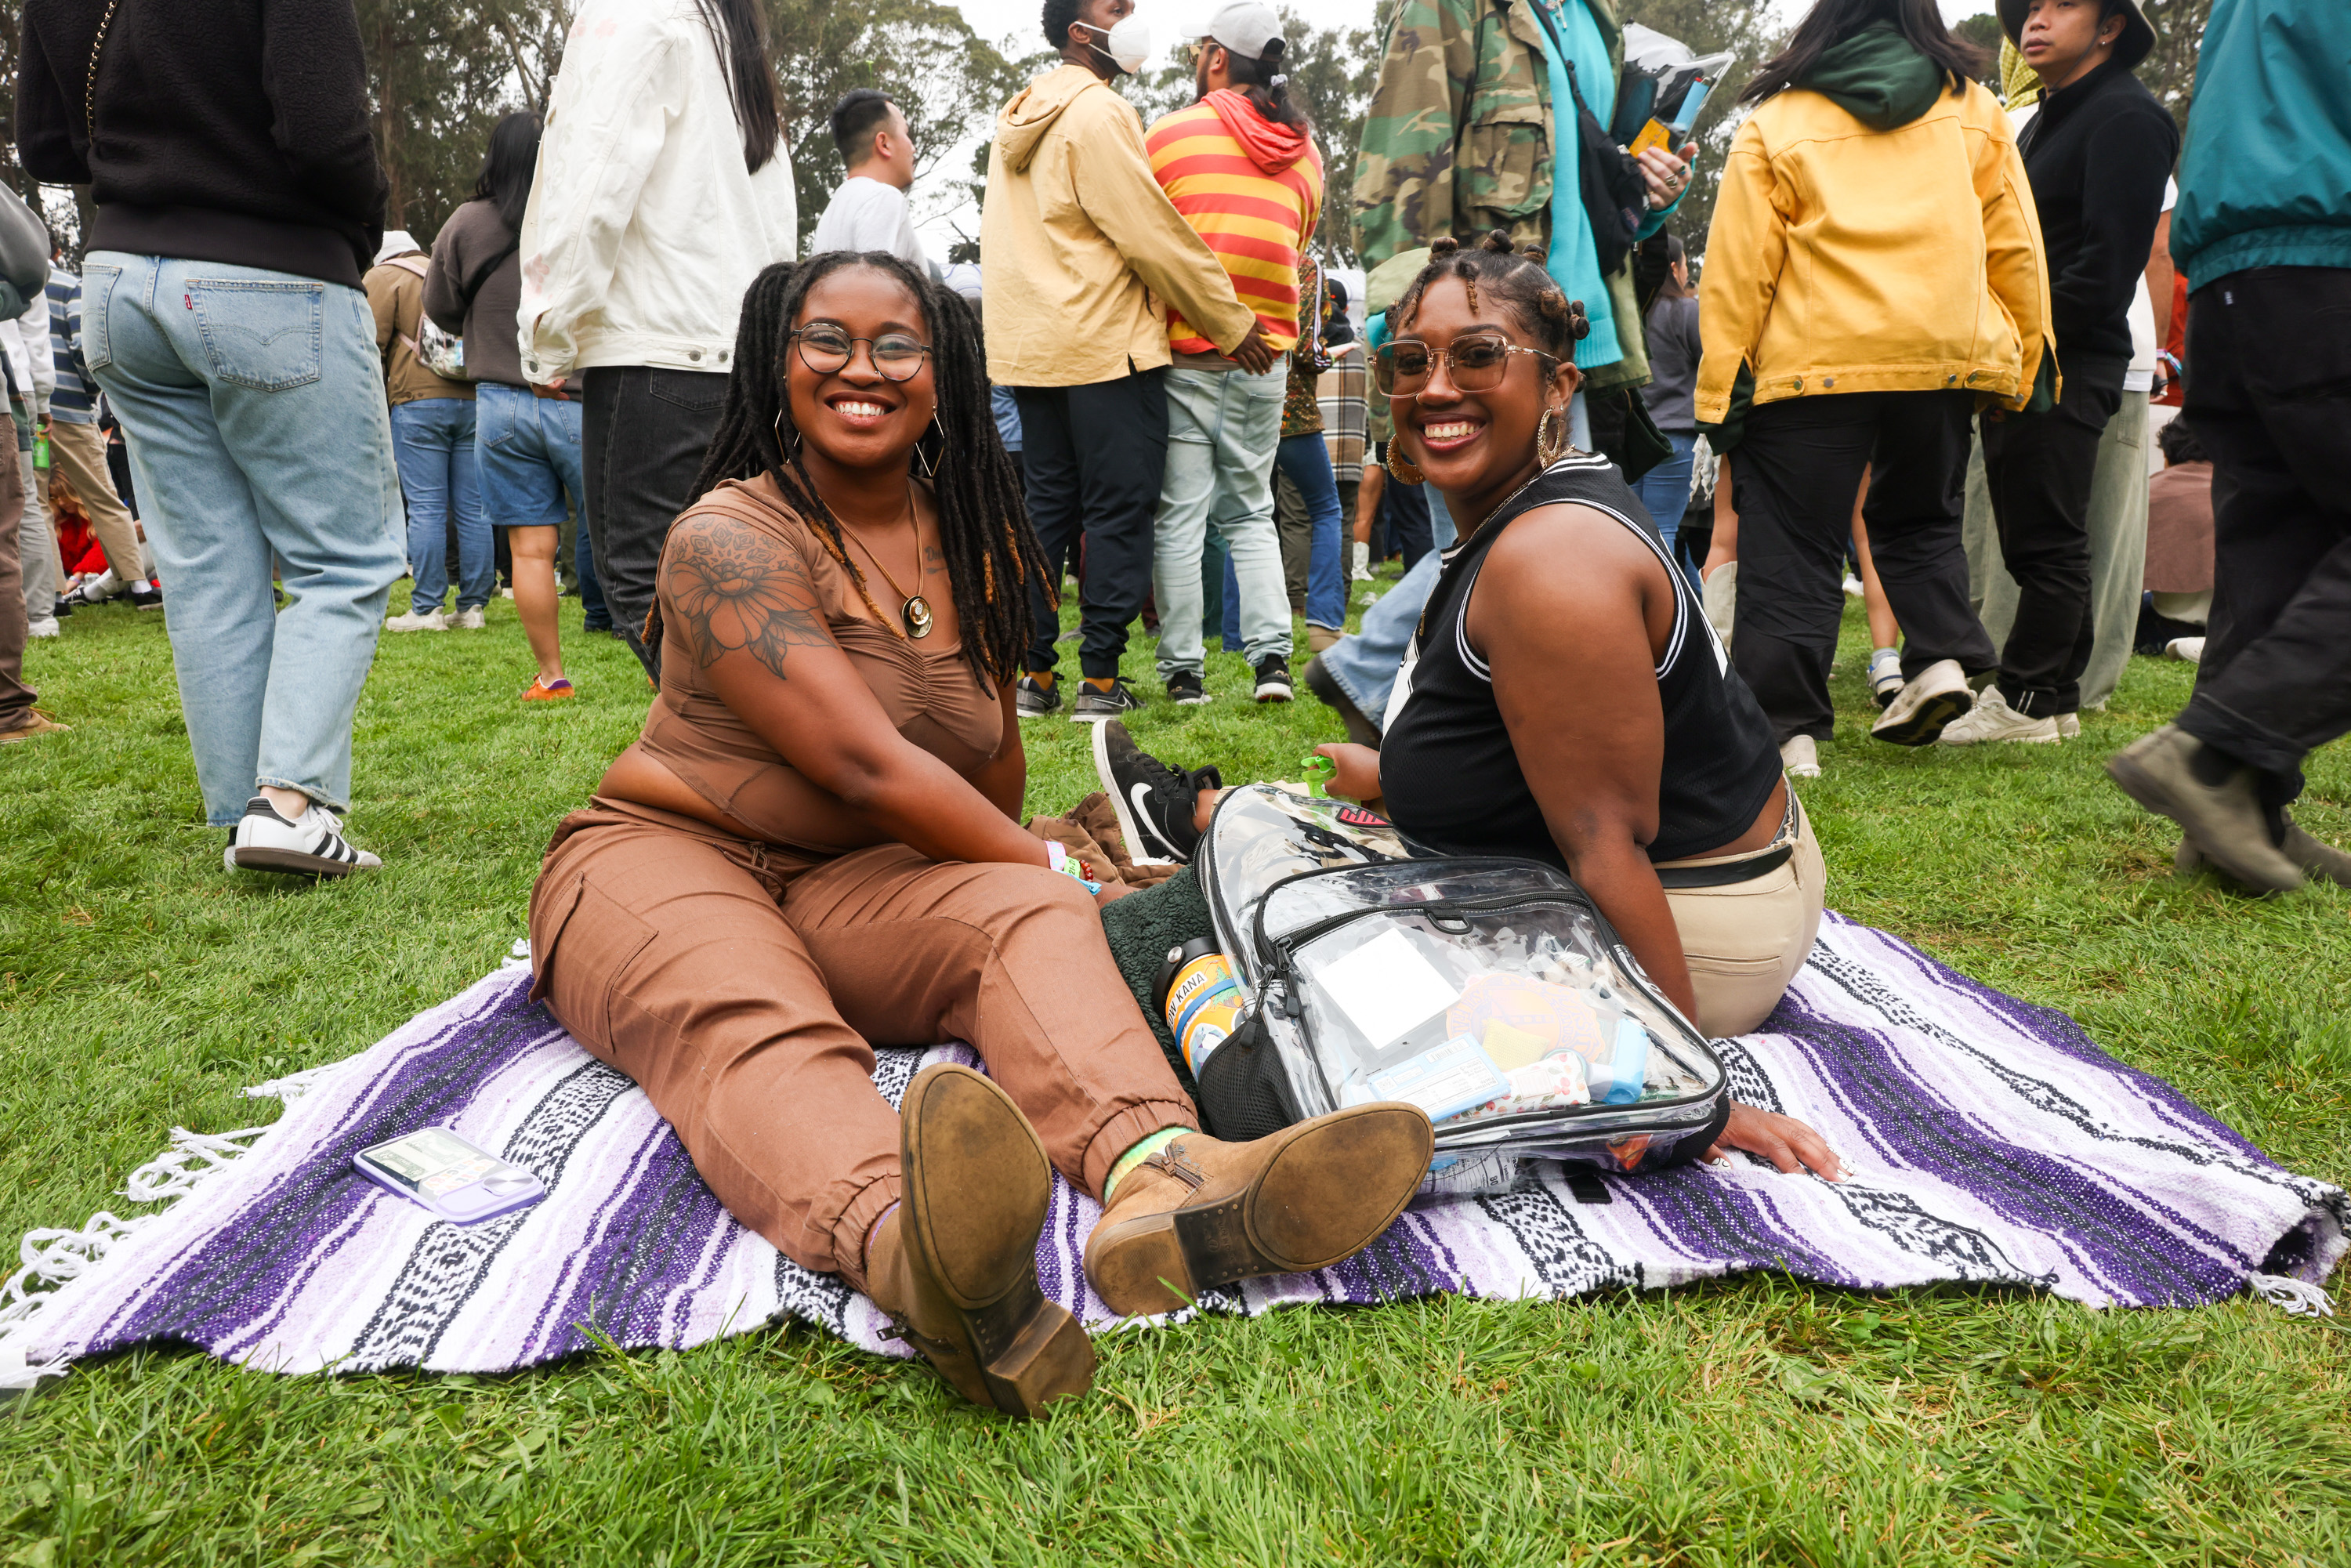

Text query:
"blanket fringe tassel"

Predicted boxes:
[[0, 1097, 305, 1395], [2248, 1272, 2335, 1320]]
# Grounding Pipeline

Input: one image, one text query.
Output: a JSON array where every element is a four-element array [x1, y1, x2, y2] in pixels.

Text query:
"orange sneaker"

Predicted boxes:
[[521, 676, 576, 702]]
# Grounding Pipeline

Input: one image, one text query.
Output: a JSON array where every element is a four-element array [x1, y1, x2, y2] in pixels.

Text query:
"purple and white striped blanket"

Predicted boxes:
[[5, 915, 2342, 1385]]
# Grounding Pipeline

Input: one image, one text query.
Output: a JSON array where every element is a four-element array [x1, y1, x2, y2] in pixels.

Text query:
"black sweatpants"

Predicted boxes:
[[583, 365, 729, 678], [1980, 357, 2125, 715], [1728, 390, 1997, 744], [1014, 370, 1168, 681], [2175, 266, 2351, 806]]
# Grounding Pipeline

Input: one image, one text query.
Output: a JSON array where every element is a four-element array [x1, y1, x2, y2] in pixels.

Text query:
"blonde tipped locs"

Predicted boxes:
[[1389, 232, 1590, 359]]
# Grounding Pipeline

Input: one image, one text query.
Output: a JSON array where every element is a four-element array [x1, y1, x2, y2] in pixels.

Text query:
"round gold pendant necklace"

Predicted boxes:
[[845, 482, 933, 639]]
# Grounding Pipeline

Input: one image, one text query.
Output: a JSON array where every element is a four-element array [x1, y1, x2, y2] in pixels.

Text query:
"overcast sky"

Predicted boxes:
[[911, 0, 1994, 252]]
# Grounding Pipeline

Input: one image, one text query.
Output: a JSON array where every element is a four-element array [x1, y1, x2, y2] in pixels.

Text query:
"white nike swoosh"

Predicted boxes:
[[1128, 782, 1181, 863]]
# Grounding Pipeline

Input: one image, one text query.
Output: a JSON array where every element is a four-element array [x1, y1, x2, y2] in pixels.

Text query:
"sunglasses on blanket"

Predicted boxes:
[[1373, 333, 1554, 397]]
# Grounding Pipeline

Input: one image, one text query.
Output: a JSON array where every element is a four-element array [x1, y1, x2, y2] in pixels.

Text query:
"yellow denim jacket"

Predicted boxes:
[[1696, 80, 2055, 424]]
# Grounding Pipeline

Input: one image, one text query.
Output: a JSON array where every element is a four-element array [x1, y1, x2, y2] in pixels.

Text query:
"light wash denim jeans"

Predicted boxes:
[[82, 252, 404, 823], [1320, 546, 1444, 733], [1152, 360, 1293, 679], [389, 397, 491, 615], [1215, 433, 1348, 645]]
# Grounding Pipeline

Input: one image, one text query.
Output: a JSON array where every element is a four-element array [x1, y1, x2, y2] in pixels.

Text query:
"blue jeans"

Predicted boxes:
[[1214, 436, 1353, 645], [474, 382, 603, 626], [1277, 433, 1347, 630], [1320, 547, 1446, 733], [1632, 429, 1701, 588], [82, 252, 404, 823], [389, 397, 491, 615], [1152, 361, 1293, 678]]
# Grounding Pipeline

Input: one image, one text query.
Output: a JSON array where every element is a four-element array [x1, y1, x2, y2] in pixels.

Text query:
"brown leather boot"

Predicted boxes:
[[866, 1064, 1096, 1418], [1084, 1105, 1433, 1317]]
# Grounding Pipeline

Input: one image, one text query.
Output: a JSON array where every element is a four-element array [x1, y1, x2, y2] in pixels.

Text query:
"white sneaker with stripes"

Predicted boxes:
[[225, 796, 382, 877]]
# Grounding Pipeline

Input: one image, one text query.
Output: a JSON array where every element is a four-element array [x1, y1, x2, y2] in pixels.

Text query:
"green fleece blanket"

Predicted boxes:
[[1098, 869, 1214, 1093]]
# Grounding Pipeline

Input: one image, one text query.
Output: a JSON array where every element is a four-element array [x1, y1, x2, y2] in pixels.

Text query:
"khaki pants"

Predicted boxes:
[[528, 802, 1197, 1284], [47, 418, 143, 584], [1655, 794, 1827, 1039]]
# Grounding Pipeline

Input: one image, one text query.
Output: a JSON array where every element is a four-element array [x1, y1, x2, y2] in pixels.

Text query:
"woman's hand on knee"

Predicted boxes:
[[1709, 1103, 1843, 1181]]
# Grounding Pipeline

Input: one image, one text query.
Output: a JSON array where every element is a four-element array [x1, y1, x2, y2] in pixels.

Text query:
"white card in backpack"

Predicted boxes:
[[1317, 926, 1459, 1048]]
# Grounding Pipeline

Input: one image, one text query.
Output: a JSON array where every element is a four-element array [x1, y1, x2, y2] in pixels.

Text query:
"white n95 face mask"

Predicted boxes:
[[1078, 16, 1153, 74]]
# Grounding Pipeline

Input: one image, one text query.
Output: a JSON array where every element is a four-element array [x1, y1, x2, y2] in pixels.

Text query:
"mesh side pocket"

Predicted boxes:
[[1194, 1012, 1299, 1143]]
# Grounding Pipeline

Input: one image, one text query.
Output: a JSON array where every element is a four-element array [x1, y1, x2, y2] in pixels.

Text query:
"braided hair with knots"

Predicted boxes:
[[1386, 230, 1591, 359], [683, 251, 1052, 690]]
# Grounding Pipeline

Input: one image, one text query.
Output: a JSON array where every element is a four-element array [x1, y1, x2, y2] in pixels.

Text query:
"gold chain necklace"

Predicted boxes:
[[842, 483, 934, 639]]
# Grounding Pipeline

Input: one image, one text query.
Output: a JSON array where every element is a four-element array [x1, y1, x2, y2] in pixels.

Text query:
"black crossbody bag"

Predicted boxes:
[[1520, 0, 1649, 280]]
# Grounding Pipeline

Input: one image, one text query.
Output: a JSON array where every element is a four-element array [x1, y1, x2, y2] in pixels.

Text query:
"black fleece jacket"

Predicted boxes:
[[14, 0, 388, 288], [2016, 61, 2179, 378]]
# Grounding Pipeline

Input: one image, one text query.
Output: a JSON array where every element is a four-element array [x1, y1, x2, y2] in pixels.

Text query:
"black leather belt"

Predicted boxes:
[[1654, 842, 1795, 889], [1653, 792, 1801, 889]]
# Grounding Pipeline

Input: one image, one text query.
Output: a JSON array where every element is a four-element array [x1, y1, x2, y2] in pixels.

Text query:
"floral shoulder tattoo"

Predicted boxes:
[[664, 519, 834, 680]]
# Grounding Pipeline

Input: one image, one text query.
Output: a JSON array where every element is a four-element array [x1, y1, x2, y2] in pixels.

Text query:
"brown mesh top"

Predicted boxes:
[[626, 476, 1003, 855]]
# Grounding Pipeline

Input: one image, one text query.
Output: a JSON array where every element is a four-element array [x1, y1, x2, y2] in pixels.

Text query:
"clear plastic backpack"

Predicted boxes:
[[1191, 785, 1731, 1197]]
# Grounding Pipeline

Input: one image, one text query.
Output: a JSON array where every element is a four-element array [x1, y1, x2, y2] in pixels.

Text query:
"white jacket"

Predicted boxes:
[[517, 0, 797, 383]]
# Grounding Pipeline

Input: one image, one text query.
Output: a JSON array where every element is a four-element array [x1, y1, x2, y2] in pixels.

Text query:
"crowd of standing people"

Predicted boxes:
[[2, 0, 2343, 1416]]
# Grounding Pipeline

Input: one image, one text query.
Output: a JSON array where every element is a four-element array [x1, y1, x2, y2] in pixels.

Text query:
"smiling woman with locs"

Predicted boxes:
[[521, 252, 1435, 1418], [1315, 232, 1846, 1179]]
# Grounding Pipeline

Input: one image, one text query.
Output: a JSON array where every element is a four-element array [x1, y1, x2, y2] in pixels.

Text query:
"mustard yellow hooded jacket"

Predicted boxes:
[[980, 65, 1258, 388], [1695, 31, 2053, 425]]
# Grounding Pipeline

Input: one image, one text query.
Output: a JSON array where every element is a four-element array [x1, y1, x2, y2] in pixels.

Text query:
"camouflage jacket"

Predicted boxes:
[[1353, 0, 1650, 389]]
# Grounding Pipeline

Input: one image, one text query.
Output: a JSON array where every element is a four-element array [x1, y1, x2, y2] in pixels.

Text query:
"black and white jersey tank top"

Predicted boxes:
[[1378, 454, 1784, 868]]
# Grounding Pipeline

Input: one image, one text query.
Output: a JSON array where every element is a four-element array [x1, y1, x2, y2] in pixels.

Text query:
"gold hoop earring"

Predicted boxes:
[[1537, 407, 1568, 466], [773, 411, 802, 461], [1386, 440, 1424, 485]]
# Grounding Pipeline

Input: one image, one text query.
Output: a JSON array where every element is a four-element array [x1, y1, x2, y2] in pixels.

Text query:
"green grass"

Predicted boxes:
[[3, 575, 2347, 1566]]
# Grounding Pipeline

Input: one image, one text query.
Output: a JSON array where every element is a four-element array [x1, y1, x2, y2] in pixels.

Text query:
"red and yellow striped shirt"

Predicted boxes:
[[1144, 93, 1324, 354]]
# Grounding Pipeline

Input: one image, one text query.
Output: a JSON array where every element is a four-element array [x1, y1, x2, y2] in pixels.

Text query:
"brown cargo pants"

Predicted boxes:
[[528, 800, 1197, 1285]]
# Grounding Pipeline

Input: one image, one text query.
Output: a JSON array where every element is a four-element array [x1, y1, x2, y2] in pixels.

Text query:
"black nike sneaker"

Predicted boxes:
[[1092, 721, 1221, 865]]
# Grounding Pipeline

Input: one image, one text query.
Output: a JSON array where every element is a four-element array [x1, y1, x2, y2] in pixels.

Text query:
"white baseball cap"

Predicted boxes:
[[1194, 0, 1284, 62]]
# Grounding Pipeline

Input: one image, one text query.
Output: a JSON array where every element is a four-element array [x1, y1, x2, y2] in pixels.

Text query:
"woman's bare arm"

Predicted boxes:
[[665, 515, 1045, 867], [965, 679, 1028, 822], [1478, 506, 1841, 1180], [1476, 505, 1697, 1019]]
